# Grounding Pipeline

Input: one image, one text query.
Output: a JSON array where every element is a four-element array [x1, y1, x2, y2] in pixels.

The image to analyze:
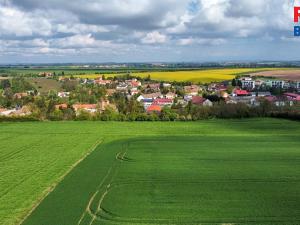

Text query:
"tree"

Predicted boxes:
[[231, 79, 237, 86], [0, 79, 11, 89]]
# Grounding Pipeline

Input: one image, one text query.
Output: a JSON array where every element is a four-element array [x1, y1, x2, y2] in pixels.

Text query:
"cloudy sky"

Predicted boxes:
[[0, 0, 299, 63]]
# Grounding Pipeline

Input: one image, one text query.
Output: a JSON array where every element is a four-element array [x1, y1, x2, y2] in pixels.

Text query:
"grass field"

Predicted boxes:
[[27, 78, 62, 93], [71, 68, 291, 83], [1, 119, 299, 225]]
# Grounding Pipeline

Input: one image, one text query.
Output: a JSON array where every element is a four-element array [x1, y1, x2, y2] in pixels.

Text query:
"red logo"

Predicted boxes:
[[294, 7, 300, 22]]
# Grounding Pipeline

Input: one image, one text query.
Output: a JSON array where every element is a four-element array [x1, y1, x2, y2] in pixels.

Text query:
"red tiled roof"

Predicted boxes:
[[147, 105, 162, 112], [284, 93, 300, 101], [264, 96, 277, 102], [192, 96, 205, 105], [73, 104, 97, 110], [153, 98, 173, 105], [234, 90, 249, 95], [55, 104, 68, 110]]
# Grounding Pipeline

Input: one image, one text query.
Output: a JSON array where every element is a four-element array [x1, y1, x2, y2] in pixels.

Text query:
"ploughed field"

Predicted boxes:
[[1, 120, 300, 225]]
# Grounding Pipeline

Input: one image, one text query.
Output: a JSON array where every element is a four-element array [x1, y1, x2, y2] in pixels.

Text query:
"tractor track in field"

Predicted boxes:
[[79, 143, 129, 225]]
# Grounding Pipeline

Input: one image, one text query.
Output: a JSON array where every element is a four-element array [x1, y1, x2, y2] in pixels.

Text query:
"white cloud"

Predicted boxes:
[[0, 0, 298, 62], [141, 31, 167, 44], [0, 4, 52, 37], [178, 37, 226, 45]]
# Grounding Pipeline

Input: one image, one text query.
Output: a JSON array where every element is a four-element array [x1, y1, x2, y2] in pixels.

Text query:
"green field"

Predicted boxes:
[[1, 120, 300, 225], [27, 78, 62, 93]]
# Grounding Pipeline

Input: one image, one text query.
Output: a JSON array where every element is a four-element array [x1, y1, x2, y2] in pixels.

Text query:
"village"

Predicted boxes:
[[0, 73, 300, 120]]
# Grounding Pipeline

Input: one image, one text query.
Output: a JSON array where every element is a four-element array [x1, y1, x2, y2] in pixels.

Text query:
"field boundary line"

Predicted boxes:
[[17, 138, 103, 225]]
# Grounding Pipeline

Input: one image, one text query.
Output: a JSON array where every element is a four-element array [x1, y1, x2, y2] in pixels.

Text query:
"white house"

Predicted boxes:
[[267, 80, 285, 88], [165, 92, 177, 100], [240, 77, 255, 89], [58, 92, 70, 98], [203, 99, 213, 107]]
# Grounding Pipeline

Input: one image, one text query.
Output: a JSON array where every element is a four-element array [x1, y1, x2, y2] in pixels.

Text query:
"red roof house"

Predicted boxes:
[[284, 93, 300, 101], [192, 96, 206, 105], [153, 98, 173, 106], [147, 105, 162, 113], [234, 89, 249, 96]]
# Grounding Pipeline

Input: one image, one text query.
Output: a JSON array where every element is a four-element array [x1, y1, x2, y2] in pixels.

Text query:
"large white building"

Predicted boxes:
[[267, 80, 285, 88], [240, 77, 255, 89]]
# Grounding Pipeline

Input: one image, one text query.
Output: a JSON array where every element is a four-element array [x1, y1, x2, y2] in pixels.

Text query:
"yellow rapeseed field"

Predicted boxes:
[[70, 68, 289, 83], [131, 68, 288, 83]]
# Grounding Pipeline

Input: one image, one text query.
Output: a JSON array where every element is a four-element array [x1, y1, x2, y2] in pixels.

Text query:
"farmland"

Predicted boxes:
[[250, 69, 300, 81], [0, 119, 299, 225], [71, 68, 292, 83], [1, 67, 295, 83]]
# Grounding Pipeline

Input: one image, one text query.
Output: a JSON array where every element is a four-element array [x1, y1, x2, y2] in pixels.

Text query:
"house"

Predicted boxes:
[[232, 89, 250, 97], [58, 92, 70, 98], [250, 92, 272, 97], [184, 95, 193, 102], [153, 98, 173, 107], [127, 79, 141, 88], [0, 108, 7, 115], [38, 72, 53, 78], [219, 91, 229, 98], [137, 92, 162, 102], [266, 80, 285, 88], [55, 104, 68, 110], [239, 77, 255, 89], [147, 105, 162, 113], [230, 96, 256, 105], [95, 78, 111, 85], [116, 83, 128, 92], [163, 83, 172, 88], [72, 104, 98, 114], [144, 83, 160, 92], [0, 109, 17, 116], [226, 99, 238, 104], [203, 99, 213, 107], [142, 99, 154, 109], [14, 92, 28, 99], [255, 79, 265, 87], [130, 88, 139, 96], [191, 96, 205, 105], [82, 79, 95, 85], [191, 96, 213, 107], [0, 106, 31, 116], [208, 83, 227, 92], [184, 85, 200, 96], [264, 96, 293, 107], [165, 92, 177, 100], [283, 93, 300, 101]]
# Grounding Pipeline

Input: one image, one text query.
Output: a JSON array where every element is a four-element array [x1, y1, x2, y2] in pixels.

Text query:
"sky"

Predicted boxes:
[[0, 0, 299, 63]]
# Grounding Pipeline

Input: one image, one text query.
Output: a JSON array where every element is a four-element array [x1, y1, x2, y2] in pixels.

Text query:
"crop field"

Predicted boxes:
[[71, 68, 291, 83], [131, 69, 272, 83], [0, 119, 297, 225], [250, 70, 300, 81], [1, 67, 297, 83]]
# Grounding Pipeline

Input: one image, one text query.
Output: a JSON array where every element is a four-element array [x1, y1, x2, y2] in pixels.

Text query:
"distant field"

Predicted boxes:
[[250, 70, 300, 81], [1, 67, 298, 83], [0, 119, 298, 225], [72, 68, 292, 83]]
